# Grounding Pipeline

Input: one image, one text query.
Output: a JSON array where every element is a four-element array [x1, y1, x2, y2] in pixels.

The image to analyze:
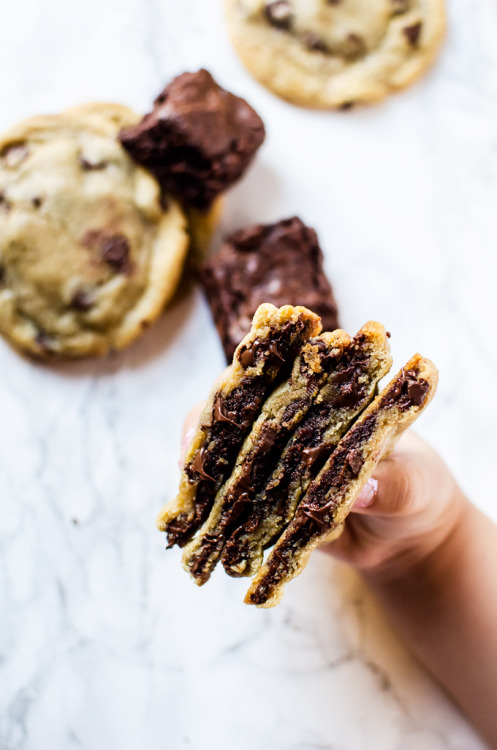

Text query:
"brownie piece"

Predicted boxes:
[[201, 217, 339, 361], [119, 69, 265, 210]]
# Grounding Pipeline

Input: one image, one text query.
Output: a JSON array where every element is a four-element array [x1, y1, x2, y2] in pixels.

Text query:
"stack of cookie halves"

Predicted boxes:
[[157, 304, 438, 607]]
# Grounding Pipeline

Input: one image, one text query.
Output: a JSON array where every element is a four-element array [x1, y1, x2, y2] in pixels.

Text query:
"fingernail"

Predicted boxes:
[[354, 478, 378, 509], [179, 426, 196, 468]]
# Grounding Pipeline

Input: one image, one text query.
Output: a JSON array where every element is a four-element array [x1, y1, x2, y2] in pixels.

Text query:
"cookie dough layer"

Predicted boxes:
[[182, 329, 352, 584], [0, 104, 189, 359], [157, 303, 321, 548], [222, 321, 392, 579], [246, 354, 438, 607], [225, 0, 446, 108]]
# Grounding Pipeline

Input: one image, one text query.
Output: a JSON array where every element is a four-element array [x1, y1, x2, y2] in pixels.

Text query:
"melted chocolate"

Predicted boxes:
[[190, 446, 215, 483], [212, 393, 239, 427], [403, 22, 422, 45], [380, 368, 429, 410], [239, 337, 285, 369], [302, 443, 332, 468]]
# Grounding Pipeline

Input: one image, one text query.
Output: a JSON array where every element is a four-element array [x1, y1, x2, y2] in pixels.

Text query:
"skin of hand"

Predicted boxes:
[[322, 430, 467, 576], [179, 402, 497, 747]]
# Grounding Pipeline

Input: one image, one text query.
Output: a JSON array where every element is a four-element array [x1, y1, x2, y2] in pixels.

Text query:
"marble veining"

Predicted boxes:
[[0, 0, 496, 748]]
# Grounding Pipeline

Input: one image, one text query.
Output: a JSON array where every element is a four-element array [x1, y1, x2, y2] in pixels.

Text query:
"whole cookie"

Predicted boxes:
[[225, 0, 446, 108], [0, 104, 189, 359]]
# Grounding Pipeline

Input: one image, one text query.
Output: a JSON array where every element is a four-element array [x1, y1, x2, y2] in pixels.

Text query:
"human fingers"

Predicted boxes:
[[350, 431, 442, 518], [179, 402, 206, 464]]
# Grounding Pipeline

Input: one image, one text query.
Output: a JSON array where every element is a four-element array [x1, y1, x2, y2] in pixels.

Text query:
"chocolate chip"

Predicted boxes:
[[300, 502, 334, 528], [212, 392, 240, 427], [31, 197, 43, 208], [258, 426, 278, 454], [344, 33, 366, 58], [35, 329, 56, 354], [302, 443, 331, 468], [386, 331, 391, 338], [390, 0, 410, 14], [70, 290, 94, 311], [267, 339, 285, 364], [381, 368, 430, 410], [407, 379, 429, 407], [265, 1, 292, 29], [0, 265, 5, 283], [1, 143, 29, 167], [340, 101, 355, 111], [78, 155, 107, 171], [302, 32, 328, 52], [239, 339, 260, 368], [190, 446, 215, 482], [100, 236, 131, 274], [239, 337, 286, 368], [0, 193, 11, 211], [269, 545, 289, 567], [346, 450, 363, 476], [82, 230, 132, 275], [403, 22, 422, 45]]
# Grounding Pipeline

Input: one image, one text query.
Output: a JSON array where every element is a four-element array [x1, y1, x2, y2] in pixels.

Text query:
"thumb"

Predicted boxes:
[[351, 432, 435, 518], [179, 401, 206, 466]]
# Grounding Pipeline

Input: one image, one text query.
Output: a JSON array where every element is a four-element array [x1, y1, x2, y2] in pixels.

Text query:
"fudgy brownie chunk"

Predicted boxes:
[[119, 69, 265, 210], [201, 217, 339, 361]]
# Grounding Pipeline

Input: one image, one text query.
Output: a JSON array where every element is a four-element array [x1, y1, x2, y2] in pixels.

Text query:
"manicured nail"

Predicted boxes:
[[354, 478, 378, 509], [179, 426, 196, 467]]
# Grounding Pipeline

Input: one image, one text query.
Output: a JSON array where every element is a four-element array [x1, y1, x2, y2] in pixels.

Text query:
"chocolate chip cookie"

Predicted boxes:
[[0, 103, 189, 359], [225, 0, 446, 108]]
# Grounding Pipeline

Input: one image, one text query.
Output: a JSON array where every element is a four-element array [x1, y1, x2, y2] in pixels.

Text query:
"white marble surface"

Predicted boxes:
[[0, 1, 496, 748]]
